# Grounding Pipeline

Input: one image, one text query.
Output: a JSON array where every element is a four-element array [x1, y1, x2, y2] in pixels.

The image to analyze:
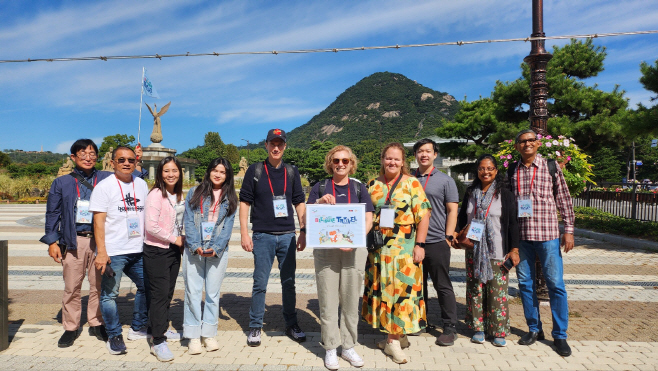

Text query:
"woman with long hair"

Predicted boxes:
[[182, 158, 238, 355], [306, 145, 374, 370], [362, 142, 431, 364], [144, 156, 185, 362], [454, 154, 519, 347]]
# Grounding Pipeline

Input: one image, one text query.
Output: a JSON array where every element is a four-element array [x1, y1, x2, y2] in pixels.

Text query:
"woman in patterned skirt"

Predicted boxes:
[[454, 154, 519, 347], [362, 142, 431, 364]]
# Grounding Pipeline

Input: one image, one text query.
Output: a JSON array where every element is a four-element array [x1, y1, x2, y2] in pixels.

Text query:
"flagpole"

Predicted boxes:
[[138, 67, 145, 145]]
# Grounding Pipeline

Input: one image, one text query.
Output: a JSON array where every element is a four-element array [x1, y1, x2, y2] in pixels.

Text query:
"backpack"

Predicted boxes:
[[317, 178, 362, 200], [507, 158, 558, 199], [251, 161, 296, 222]]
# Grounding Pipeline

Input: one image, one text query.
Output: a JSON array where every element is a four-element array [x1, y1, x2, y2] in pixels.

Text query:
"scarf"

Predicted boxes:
[[472, 180, 497, 283]]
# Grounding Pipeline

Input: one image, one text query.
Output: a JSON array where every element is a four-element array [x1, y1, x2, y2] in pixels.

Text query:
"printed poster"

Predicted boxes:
[[306, 204, 367, 248]]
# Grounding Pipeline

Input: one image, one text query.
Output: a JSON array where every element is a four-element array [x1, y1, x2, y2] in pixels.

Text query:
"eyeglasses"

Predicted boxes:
[[332, 158, 350, 165], [477, 167, 496, 172], [115, 157, 136, 164], [75, 153, 97, 160], [517, 138, 537, 145]]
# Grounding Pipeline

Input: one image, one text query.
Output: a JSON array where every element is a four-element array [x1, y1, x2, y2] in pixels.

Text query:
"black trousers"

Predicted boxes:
[[422, 241, 457, 328], [143, 243, 181, 345]]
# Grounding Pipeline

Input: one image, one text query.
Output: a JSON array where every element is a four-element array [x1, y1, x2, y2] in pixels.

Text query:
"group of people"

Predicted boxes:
[[42, 127, 575, 367]]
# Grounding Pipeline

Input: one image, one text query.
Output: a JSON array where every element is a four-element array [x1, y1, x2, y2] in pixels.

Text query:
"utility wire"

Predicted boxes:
[[1, 30, 657, 64]]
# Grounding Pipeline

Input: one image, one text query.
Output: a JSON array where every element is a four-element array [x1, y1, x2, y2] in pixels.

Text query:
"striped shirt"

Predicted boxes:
[[510, 154, 575, 241]]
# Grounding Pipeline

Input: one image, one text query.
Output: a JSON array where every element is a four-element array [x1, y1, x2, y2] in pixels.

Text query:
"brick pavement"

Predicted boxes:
[[1, 204, 658, 370]]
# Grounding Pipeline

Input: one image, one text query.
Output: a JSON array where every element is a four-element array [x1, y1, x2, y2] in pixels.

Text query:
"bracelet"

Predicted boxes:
[[300, 227, 306, 233], [416, 242, 426, 248], [510, 250, 519, 255]]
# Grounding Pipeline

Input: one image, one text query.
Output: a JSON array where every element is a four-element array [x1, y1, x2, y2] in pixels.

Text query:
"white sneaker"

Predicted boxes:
[[164, 329, 181, 341], [324, 348, 339, 370], [202, 337, 219, 352], [384, 339, 408, 364], [188, 338, 202, 355], [341, 347, 364, 367], [127, 327, 148, 341], [377, 334, 409, 349]]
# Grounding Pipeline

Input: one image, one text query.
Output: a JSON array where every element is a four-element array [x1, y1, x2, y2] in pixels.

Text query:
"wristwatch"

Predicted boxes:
[[416, 242, 426, 248], [445, 235, 454, 242], [299, 227, 306, 233]]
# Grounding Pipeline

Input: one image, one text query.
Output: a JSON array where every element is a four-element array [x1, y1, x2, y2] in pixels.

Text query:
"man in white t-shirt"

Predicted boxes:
[[91, 146, 149, 355]]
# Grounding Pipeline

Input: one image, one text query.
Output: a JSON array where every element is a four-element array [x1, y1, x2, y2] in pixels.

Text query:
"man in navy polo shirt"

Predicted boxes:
[[239, 128, 307, 347]]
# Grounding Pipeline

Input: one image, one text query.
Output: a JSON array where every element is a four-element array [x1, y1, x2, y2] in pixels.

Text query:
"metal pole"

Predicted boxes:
[[0, 240, 8, 351], [138, 67, 145, 145], [525, 0, 553, 135]]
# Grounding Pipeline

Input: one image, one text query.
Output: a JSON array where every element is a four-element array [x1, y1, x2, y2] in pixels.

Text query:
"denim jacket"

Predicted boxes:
[[183, 186, 236, 259]]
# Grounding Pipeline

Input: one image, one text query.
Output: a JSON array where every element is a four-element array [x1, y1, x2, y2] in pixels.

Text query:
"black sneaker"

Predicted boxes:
[[247, 327, 261, 347], [58, 330, 79, 348], [89, 325, 108, 342], [435, 327, 458, 346], [285, 324, 306, 343], [106, 335, 127, 355]]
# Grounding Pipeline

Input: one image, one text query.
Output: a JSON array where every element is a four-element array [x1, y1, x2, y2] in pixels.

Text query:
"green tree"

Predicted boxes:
[[204, 132, 225, 158], [624, 60, 658, 138], [589, 147, 624, 182], [437, 39, 630, 175], [0, 152, 11, 168], [224, 144, 240, 172], [350, 139, 384, 182], [99, 134, 136, 156]]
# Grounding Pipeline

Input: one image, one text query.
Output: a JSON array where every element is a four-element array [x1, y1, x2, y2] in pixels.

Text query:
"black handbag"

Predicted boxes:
[[367, 175, 403, 252]]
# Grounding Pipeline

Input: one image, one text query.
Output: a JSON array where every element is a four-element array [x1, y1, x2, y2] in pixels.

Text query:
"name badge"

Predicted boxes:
[[202, 222, 215, 241], [380, 205, 396, 228], [76, 199, 92, 224], [273, 195, 288, 218], [126, 216, 141, 238], [518, 197, 533, 218], [466, 220, 485, 241]]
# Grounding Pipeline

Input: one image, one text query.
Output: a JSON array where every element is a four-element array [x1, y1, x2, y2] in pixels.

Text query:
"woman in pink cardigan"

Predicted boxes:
[[143, 156, 185, 362]]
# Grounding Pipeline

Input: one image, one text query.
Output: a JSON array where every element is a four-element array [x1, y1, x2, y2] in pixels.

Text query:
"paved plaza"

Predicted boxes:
[[1, 204, 658, 370]]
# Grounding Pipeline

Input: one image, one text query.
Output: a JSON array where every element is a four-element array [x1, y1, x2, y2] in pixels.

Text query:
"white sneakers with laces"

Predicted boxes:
[[324, 348, 339, 370], [341, 347, 364, 367]]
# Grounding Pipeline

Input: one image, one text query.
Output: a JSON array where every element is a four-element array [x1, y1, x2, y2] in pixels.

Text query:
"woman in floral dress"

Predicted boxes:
[[362, 142, 431, 364], [454, 154, 519, 347]]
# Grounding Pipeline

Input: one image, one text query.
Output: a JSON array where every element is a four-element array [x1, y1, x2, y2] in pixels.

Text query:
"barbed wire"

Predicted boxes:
[[1, 30, 657, 64]]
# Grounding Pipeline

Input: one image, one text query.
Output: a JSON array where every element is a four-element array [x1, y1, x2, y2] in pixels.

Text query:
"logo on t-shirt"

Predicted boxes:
[[118, 193, 144, 212]]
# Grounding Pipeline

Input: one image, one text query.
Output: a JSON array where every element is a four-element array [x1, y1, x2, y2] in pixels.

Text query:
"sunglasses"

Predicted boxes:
[[115, 157, 136, 164], [332, 158, 350, 165], [517, 138, 537, 145]]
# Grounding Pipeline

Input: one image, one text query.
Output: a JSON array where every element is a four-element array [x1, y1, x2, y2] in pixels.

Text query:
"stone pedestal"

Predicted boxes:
[[141, 143, 199, 181]]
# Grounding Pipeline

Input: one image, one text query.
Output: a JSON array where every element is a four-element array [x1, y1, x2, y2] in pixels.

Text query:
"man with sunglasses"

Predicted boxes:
[[412, 138, 460, 346], [41, 140, 147, 349], [239, 128, 307, 347], [90, 146, 150, 355], [511, 129, 575, 357]]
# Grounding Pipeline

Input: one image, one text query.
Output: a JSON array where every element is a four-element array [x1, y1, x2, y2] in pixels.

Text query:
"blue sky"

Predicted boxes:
[[1, 0, 657, 154]]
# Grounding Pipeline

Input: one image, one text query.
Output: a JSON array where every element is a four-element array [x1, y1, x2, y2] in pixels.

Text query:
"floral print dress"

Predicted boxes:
[[361, 176, 431, 334]]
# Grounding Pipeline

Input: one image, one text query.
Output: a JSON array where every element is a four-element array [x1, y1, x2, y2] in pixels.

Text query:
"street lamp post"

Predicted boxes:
[[524, 0, 552, 301], [241, 138, 251, 163], [524, 0, 553, 136]]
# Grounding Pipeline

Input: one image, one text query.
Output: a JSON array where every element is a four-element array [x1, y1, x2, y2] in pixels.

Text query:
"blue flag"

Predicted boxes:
[[142, 69, 160, 98]]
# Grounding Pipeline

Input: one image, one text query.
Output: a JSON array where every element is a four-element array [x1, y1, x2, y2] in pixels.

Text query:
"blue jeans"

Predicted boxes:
[[182, 248, 229, 339], [249, 232, 298, 328], [100, 252, 149, 338], [516, 239, 569, 339]]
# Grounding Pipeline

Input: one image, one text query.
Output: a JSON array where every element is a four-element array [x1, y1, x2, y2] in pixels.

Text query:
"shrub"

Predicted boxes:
[[574, 206, 658, 241]]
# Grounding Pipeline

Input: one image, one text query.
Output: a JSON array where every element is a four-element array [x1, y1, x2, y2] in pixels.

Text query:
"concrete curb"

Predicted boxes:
[[566, 226, 658, 252]]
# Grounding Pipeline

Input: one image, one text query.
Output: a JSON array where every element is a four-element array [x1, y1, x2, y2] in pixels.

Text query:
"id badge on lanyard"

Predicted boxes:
[[466, 220, 485, 241], [517, 166, 537, 218], [518, 196, 533, 218], [76, 199, 92, 224], [380, 205, 396, 228], [273, 195, 288, 218], [126, 216, 141, 238], [201, 222, 214, 241]]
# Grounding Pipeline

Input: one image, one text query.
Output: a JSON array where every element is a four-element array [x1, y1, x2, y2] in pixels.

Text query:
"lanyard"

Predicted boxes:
[[517, 165, 537, 197], [200, 192, 221, 216], [331, 179, 351, 203], [263, 161, 287, 196], [473, 190, 497, 220], [116, 177, 136, 215], [384, 173, 401, 204], [74, 175, 98, 198], [414, 167, 434, 191]]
